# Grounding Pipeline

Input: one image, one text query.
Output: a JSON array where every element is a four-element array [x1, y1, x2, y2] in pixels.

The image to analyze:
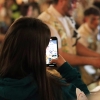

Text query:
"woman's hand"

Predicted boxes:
[[50, 54, 66, 68]]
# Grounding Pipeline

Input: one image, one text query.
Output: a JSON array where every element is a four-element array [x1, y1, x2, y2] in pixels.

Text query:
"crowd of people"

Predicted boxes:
[[38, 0, 100, 85], [0, 0, 100, 100]]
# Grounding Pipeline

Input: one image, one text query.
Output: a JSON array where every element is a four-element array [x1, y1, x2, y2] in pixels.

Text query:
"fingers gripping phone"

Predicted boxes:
[[46, 37, 58, 67]]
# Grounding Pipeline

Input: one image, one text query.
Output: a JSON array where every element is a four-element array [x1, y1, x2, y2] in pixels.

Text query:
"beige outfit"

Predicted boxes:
[[38, 5, 92, 85], [78, 23, 98, 49], [78, 23, 98, 85], [38, 5, 80, 54]]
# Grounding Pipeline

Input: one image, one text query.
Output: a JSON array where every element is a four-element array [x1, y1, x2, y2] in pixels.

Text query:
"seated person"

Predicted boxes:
[[78, 6, 100, 50], [0, 17, 89, 100], [77, 6, 100, 84]]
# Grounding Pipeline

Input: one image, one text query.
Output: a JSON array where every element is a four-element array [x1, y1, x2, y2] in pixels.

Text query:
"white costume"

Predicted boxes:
[[38, 5, 80, 54], [78, 23, 98, 48]]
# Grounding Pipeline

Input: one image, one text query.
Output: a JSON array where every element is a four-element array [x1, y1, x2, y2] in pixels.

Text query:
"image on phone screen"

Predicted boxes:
[[46, 37, 58, 67]]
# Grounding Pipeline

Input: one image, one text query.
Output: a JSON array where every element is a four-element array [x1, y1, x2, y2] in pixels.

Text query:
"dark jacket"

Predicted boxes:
[[0, 62, 89, 100]]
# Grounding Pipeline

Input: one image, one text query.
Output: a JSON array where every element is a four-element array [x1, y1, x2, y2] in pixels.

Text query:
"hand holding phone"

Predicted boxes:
[[50, 54, 66, 68]]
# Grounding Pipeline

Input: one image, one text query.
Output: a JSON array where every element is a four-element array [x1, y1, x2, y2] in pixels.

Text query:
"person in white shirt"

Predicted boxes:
[[77, 6, 100, 84], [78, 6, 100, 50], [38, 0, 100, 68]]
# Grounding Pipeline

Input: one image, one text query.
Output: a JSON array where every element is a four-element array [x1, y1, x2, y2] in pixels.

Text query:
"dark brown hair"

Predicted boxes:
[[0, 17, 50, 99], [51, 0, 59, 4], [84, 6, 100, 16], [21, 2, 40, 16]]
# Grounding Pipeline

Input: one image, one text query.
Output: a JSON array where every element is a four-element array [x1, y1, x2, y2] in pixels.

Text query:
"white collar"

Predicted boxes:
[[84, 23, 98, 35]]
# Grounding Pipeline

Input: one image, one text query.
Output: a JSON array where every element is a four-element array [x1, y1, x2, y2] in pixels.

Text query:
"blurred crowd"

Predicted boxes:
[[0, 0, 99, 40], [0, 0, 93, 34]]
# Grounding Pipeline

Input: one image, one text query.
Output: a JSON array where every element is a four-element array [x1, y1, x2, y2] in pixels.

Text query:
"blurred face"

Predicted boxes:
[[27, 6, 39, 18], [27, 6, 33, 17], [61, 0, 71, 16], [87, 15, 100, 30], [66, 0, 78, 16]]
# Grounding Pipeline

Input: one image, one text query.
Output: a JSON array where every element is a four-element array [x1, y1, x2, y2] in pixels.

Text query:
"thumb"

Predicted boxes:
[[50, 58, 58, 64], [50, 54, 66, 67]]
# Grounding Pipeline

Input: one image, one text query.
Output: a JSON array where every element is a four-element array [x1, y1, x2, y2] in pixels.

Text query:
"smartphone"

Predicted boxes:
[[46, 37, 58, 67]]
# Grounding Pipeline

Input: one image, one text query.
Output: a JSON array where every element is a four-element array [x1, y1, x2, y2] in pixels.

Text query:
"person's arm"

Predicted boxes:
[[39, 17, 100, 67], [48, 23, 100, 67], [58, 62, 89, 95], [59, 48, 100, 68], [51, 55, 89, 95], [76, 42, 100, 57]]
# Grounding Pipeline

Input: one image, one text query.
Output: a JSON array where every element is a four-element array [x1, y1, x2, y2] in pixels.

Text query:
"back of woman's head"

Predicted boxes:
[[0, 17, 50, 79], [0, 17, 64, 100]]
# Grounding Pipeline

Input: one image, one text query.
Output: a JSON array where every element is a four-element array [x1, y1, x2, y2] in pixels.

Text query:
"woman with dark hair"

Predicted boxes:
[[0, 17, 89, 100]]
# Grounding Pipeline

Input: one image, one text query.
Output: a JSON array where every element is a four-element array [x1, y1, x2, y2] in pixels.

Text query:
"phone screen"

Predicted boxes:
[[46, 37, 58, 67]]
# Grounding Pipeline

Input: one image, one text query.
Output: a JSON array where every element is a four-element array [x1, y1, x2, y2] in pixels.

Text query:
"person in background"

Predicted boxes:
[[67, 0, 100, 84], [0, 17, 89, 100], [38, 0, 100, 85], [4, 0, 20, 23], [0, 0, 12, 34], [38, 0, 100, 69], [77, 6, 100, 84], [78, 6, 100, 50], [20, 2, 40, 18], [93, 0, 100, 50], [0, 1, 10, 45], [72, 0, 93, 29]]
